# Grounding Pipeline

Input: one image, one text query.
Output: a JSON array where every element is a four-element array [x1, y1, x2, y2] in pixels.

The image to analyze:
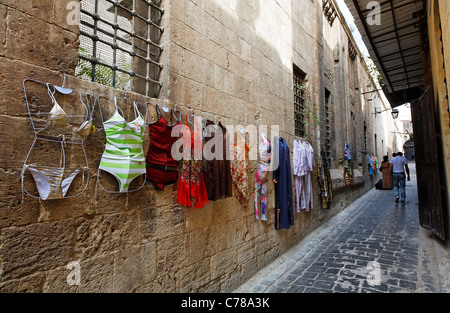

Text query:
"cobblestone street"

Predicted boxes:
[[234, 163, 450, 293]]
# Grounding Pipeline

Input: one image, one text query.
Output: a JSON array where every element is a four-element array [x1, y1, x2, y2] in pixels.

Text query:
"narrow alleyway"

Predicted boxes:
[[234, 163, 450, 293]]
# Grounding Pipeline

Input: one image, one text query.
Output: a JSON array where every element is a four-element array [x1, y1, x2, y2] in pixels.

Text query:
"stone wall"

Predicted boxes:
[[0, 0, 395, 292]]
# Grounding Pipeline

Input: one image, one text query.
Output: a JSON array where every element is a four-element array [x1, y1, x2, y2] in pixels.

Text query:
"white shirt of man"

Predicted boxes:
[[390, 156, 408, 173]]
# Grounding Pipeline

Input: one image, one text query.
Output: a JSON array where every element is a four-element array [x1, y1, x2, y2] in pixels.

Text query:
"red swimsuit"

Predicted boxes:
[[146, 106, 181, 190]]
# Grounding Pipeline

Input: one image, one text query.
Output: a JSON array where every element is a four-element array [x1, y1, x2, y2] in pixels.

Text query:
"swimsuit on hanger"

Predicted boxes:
[[177, 115, 209, 209], [21, 83, 92, 200], [44, 83, 94, 139], [146, 105, 181, 190], [98, 100, 146, 193]]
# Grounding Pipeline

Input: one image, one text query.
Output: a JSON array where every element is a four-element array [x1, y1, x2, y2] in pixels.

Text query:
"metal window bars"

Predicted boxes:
[[294, 68, 306, 138], [76, 0, 164, 97]]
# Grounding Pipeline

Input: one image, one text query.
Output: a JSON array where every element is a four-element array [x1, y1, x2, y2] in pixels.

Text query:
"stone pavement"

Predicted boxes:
[[234, 163, 450, 293]]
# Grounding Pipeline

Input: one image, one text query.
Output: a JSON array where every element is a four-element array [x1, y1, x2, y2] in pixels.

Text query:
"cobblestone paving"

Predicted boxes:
[[234, 164, 443, 293]]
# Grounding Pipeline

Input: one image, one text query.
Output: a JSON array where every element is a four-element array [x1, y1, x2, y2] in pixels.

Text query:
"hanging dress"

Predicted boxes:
[[146, 105, 181, 190], [177, 115, 209, 209], [203, 120, 233, 201], [231, 128, 250, 209], [293, 140, 315, 212], [273, 137, 294, 229], [255, 132, 271, 220]]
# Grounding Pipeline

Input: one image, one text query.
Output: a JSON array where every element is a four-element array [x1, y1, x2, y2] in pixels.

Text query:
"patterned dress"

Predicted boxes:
[[177, 117, 209, 209], [255, 133, 271, 220], [231, 129, 250, 209]]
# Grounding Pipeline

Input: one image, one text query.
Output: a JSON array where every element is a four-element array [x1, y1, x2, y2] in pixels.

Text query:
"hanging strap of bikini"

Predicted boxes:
[[47, 83, 57, 104], [132, 101, 143, 120], [155, 104, 162, 119]]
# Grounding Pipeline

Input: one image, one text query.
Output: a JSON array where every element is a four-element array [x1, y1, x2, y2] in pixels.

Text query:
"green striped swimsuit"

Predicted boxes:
[[99, 102, 146, 192]]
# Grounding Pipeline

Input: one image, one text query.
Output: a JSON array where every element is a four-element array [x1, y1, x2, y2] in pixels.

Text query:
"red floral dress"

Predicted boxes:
[[177, 117, 209, 209]]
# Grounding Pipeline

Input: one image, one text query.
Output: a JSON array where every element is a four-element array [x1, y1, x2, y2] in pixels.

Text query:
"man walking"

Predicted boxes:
[[390, 152, 410, 205]]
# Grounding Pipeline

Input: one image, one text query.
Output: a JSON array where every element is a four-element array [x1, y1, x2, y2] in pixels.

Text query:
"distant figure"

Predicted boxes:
[[392, 152, 397, 158], [380, 155, 393, 190], [389, 152, 410, 205]]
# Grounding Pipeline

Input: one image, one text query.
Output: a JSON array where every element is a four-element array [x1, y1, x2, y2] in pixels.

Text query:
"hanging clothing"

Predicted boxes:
[[317, 149, 332, 209], [255, 132, 271, 221], [45, 83, 68, 129], [273, 137, 294, 229], [293, 140, 315, 212], [98, 101, 146, 193], [203, 120, 233, 201], [303, 141, 315, 210], [231, 128, 250, 209], [373, 156, 378, 174], [43, 83, 95, 139], [177, 116, 209, 209], [146, 105, 181, 190], [368, 155, 374, 175], [344, 142, 351, 161], [23, 164, 87, 200]]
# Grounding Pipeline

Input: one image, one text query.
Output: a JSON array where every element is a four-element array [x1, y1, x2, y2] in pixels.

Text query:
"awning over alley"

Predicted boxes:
[[345, 0, 425, 107]]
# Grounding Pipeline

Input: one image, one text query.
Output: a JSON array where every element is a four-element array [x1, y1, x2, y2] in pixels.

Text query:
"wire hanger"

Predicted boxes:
[[187, 106, 196, 128], [21, 70, 92, 201], [98, 93, 148, 125]]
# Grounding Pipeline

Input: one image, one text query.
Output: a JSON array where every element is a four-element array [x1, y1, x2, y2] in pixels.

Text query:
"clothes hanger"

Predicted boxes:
[[170, 107, 181, 125], [98, 94, 148, 124], [186, 106, 196, 129], [21, 70, 92, 201]]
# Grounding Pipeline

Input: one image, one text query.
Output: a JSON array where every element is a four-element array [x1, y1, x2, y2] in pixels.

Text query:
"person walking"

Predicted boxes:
[[380, 155, 393, 190], [389, 152, 410, 205]]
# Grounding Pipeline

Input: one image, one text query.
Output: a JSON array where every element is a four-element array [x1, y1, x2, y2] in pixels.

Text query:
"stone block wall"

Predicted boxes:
[[0, 0, 394, 292]]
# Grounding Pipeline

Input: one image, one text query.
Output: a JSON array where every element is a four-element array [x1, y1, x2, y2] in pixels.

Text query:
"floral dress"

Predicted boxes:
[[177, 117, 209, 209], [231, 129, 250, 209], [255, 133, 271, 220]]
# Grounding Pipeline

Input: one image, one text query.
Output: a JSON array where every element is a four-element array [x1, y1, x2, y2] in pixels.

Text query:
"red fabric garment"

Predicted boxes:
[[177, 116, 209, 209], [146, 109, 181, 190]]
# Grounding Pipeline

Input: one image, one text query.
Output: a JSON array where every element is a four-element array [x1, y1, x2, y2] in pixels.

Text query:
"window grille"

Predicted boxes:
[[76, 0, 164, 97], [322, 0, 337, 26], [294, 67, 306, 137]]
